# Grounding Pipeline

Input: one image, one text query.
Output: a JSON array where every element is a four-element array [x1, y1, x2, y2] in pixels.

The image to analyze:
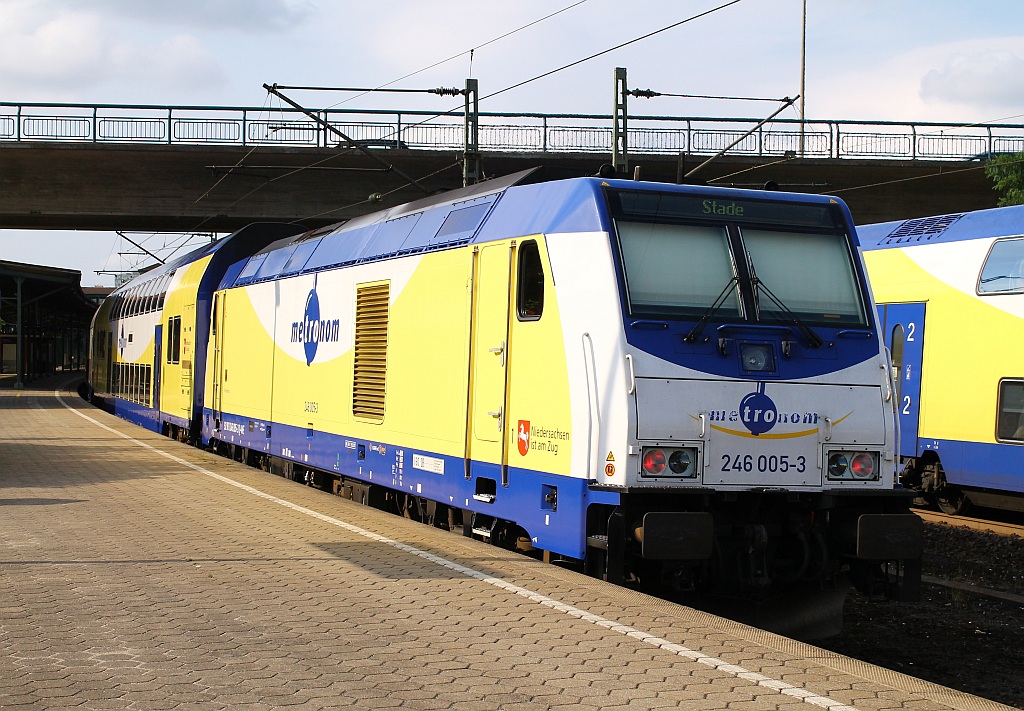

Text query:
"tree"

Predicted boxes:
[[984, 153, 1024, 206]]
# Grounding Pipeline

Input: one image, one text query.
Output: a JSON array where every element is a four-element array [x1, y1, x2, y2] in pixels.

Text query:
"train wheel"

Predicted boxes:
[[936, 486, 971, 515]]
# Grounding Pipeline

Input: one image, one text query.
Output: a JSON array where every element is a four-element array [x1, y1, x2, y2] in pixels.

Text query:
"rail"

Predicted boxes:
[[2, 101, 1023, 161]]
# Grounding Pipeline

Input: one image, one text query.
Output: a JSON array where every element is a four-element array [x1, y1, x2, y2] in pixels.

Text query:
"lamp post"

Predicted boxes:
[[799, 0, 807, 157]]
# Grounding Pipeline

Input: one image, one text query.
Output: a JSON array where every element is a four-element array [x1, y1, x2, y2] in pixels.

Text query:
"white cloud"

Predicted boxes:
[[0, 1, 228, 100], [810, 36, 1024, 124], [42, 0, 312, 32], [921, 46, 1024, 112], [0, 8, 107, 90], [123, 35, 229, 94]]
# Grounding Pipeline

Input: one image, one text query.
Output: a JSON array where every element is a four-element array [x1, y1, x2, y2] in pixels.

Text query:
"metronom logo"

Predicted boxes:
[[695, 383, 826, 439], [291, 283, 340, 366]]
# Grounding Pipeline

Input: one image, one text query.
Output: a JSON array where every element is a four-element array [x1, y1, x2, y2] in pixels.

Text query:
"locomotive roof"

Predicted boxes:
[[224, 174, 854, 289], [110, 223, 303, 295], [858, 203, 1024, 251]]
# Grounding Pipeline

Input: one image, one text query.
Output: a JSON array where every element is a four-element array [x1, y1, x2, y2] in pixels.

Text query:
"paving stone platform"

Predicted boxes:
[[0, 375, 1014, 710]]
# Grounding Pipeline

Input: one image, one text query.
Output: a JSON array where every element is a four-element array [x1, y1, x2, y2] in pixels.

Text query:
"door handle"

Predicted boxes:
[[488, 407, 503, 430], [489, 341, 506, 367]]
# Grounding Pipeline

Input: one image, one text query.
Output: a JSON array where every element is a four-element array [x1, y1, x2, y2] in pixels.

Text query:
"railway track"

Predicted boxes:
[[915, 508, 1024, 538], [911, 507, 1024, 606]]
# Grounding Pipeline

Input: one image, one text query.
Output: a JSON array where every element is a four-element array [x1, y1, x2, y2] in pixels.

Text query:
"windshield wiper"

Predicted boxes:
[[751, 276, 823, 348], [684, 276, 739, 343]]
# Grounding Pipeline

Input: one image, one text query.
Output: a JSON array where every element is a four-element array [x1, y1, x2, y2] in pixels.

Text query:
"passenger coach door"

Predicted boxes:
[[879, 302, 926, 459], [211, 293, 224, 424], [153, 324, 162, 412], [181, 302, 195, 419], [466, 243, 514, 486]]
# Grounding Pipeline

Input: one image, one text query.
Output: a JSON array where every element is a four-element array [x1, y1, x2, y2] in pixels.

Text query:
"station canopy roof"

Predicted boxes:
[[0, 260, 99, 323]]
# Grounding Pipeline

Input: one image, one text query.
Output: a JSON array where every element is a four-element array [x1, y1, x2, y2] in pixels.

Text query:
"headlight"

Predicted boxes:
[[668, 449, 693, 475], [740, 343, 775, 373], [827, 451, 879, 481], [828, 453, 848, 478], [642, 447, 698, 478]]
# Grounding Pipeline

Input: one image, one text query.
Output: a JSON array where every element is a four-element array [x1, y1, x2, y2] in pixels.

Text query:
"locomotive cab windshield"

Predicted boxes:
[[607, 188, 869, 333]]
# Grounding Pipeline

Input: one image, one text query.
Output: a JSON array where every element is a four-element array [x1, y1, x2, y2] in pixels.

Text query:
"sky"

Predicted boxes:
[[1, 0, 1023, 286]]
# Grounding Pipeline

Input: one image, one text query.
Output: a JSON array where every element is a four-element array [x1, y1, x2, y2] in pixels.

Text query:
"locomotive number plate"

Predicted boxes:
[[720, 453, 807, 474]]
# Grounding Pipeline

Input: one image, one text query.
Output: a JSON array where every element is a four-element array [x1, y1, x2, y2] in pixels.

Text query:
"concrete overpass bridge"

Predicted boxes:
[[2, 101, 1022, 234]]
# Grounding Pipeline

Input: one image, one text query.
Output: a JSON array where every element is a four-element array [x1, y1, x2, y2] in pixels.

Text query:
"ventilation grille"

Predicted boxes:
[[353, 282, 389, 419], [882, 213, 964, 245]]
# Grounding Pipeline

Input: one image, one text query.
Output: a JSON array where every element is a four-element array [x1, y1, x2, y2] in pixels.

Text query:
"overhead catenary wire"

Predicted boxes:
[[314, 0, 590, 110], [706, 155, 800, 184], [685, 96, 798, 179], [284, 1, 755, 222], [265, 83, 432, 195], [108, 92, 279, 275], [703, 150, 1024, 196], [830, 155, 1024, 195], [139, 0, 749, 262], [296, 160, 465, 225], [477, 0, 746, 104], [115, 232, 164, 265], [149, 1, 596, 258], [349, 0, 751, 154]]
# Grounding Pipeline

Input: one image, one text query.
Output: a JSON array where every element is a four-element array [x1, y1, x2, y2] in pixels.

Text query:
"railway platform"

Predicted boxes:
[[0, 375, 1014, 710]]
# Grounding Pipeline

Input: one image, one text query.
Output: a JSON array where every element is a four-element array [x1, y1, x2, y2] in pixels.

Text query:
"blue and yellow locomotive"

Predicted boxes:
[[90, 173, 922, 631]]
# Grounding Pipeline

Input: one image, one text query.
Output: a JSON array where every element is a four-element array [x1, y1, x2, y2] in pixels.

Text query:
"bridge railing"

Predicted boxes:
[[2, 101, 1022, 161]]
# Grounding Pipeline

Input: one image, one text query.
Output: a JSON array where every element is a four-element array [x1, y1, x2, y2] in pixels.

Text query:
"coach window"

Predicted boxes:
[[166, 316, 181, 365], [996, 380, 1024, 442], [979, 237, 1024, 294], [145, 280, 159, 313], [517, 240, 544, 320]]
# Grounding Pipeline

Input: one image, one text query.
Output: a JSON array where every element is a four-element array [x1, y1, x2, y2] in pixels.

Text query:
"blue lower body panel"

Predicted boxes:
[[111, 397, 161, 433], [203, 408, 622, 559], [920, 438, 1024, 494]]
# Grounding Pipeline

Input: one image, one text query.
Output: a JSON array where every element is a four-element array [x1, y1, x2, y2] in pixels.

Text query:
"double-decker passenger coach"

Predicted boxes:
[[861, 204, 1024, 516]]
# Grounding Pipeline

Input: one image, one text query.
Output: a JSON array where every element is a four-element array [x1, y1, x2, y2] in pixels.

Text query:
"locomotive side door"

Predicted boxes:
[[466, 242, 514, 487], [210, 292, 224, 425], [878, 302, 926, 459]]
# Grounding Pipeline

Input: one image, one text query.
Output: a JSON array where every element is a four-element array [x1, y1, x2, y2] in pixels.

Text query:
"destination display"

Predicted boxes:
[[606, 188, 841, 230]]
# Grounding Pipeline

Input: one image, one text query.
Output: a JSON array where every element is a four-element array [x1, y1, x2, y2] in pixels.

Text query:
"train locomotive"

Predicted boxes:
[[89, 171, 922, 629], [860, 204, 1024, 515]]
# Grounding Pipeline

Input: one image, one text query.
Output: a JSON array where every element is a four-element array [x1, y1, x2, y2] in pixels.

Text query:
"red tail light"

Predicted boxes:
[[643, 449, 667, 475]]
